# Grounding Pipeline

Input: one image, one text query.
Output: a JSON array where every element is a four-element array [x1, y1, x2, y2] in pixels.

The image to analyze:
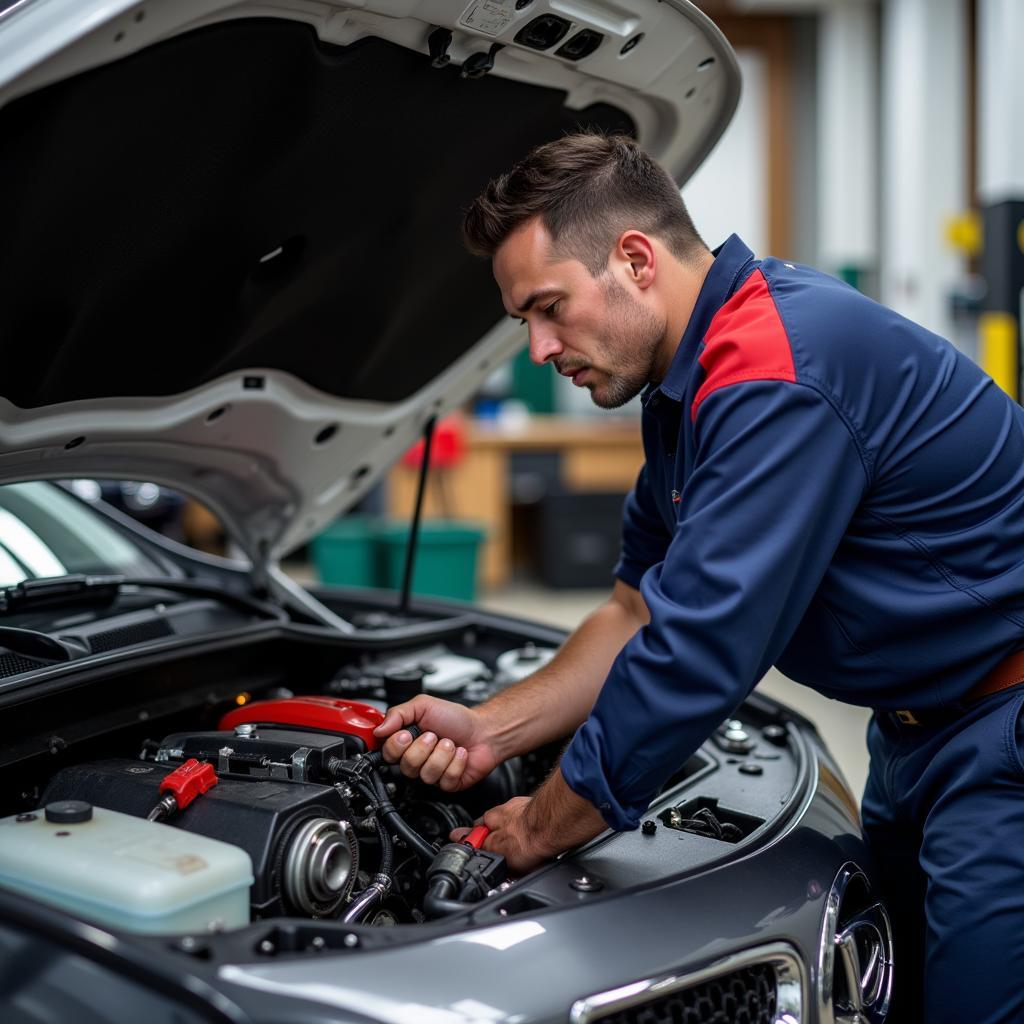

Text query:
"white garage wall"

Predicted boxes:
[[683, 49, 769, 259], [879, 0, 968, 340]]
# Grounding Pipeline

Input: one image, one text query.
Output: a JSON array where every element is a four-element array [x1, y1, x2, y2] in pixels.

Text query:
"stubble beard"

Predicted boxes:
[[587, 276, 666, 410]]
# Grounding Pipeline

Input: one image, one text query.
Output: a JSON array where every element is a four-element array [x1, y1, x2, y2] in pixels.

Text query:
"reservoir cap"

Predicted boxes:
[[384, 666, 425, 706], [45, 800, 93, 824]]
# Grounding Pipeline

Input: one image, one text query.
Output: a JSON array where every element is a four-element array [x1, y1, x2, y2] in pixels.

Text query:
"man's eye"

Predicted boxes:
[[544, 301, 560, 317], [518, 318, 527, 326]]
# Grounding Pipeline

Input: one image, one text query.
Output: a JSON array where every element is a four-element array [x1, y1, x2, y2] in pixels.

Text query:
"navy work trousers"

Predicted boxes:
[[862, 688, 1024, 1023]]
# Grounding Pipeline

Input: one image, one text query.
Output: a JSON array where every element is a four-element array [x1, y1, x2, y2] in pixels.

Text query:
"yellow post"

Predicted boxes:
[[978, 312, 1019, 397]]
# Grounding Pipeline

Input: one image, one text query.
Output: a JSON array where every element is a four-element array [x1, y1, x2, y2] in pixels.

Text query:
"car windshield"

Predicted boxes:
[[0, 482, 162, 585]]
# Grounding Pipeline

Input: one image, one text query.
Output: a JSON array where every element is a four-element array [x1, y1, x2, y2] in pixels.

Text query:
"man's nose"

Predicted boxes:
[[528, 324, 562, 365]]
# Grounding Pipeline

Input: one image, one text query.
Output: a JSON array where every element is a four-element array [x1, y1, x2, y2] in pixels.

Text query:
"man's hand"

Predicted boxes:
[[373, 694, 500, 791], [452, 769, 609, 875], [457, 797, 551, 875]]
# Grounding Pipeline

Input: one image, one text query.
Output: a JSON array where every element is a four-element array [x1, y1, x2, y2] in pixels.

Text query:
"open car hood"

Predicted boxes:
[[0, 0, 738, 569]]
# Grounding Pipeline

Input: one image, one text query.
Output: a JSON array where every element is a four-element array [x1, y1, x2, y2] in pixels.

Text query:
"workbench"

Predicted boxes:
[[386, 415, 645, 590]]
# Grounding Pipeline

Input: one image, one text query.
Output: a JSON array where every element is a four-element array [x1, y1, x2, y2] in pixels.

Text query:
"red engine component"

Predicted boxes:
[[159, 757, 218, 811], [218, 697, 385, 751]]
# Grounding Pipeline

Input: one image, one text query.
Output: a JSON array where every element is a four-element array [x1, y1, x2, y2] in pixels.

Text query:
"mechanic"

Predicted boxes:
[[375, 133, 1024, 1023]]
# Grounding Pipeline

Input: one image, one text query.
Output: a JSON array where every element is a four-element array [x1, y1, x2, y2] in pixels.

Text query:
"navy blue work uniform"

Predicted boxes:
[[560, 235, 1024, 1023]]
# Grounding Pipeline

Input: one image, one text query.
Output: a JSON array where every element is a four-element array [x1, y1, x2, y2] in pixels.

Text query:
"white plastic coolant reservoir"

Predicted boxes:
[[0, 801, 253, 934]]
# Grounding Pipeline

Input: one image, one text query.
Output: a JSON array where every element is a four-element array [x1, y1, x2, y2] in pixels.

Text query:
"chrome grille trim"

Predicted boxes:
[[569, 941, 805, 1024]]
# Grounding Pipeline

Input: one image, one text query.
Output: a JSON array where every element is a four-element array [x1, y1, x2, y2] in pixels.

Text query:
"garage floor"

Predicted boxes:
[[480, 584, 872, 803]]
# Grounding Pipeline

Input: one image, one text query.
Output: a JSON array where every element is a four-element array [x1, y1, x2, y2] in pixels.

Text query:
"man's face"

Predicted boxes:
[[493, 218, 666, 409]]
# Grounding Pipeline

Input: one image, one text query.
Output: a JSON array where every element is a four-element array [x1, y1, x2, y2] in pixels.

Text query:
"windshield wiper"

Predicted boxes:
[[0, 575, 120, 613], [0, 575, 285, 621]]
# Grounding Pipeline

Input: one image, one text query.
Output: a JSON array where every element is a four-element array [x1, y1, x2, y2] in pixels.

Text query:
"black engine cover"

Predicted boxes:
[[42, 759, 352, 916]]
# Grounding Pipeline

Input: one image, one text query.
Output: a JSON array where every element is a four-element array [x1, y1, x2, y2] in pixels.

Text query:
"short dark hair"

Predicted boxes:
[[462, 133, 706, 274]]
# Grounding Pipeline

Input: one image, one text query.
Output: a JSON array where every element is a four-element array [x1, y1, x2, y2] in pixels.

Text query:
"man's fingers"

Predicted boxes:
[[438, 747, 469, 792], [449, 811, 486, 843], [373, 704, 413, 738], [372, 695, 476, 783], [380, 729, 415, 764], [396, 731, 439, 778], [481, 805, 504, 830], [481, 797, 528, 828], [419, 737, 458, 785]]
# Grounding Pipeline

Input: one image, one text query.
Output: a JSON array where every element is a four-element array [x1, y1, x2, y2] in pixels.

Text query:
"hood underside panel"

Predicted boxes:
[[0, 18, 634, 409]]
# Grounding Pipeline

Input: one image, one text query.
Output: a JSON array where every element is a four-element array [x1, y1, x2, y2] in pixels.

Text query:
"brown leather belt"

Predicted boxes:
[[892, 649, 1024, 726]]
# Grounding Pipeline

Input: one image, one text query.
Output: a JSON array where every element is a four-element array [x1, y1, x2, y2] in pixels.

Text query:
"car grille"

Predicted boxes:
[[571, 943, 804, 1024], [590, 964, 777, 1024]]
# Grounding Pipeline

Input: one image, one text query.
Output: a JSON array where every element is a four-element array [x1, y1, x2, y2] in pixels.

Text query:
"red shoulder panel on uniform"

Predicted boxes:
[[690, 269, 796, 422]]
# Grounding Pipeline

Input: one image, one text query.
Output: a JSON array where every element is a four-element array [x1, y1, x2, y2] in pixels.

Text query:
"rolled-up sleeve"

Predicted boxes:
[[562, 381, 870, 830]]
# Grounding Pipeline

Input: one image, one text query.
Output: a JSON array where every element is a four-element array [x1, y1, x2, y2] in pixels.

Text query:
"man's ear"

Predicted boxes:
[[615, 230, 657, 291]]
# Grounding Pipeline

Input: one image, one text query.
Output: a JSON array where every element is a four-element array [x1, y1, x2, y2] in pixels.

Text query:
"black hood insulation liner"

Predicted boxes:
[[0, 19, 634, 408]]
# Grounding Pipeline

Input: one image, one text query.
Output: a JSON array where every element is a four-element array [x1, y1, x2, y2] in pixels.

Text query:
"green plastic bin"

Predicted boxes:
[[377, 522, 485, 602], [310, 517, 380, 587]]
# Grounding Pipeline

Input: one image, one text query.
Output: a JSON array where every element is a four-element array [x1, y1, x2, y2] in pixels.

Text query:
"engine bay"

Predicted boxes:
[[0, 591, 807, 948], [0, 628, 575, 933], [36, 693, 528, 930]]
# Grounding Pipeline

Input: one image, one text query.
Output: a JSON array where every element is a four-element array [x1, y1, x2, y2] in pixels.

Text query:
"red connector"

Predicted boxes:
[[147, 759, 218, 822], [160, 758, 218, 810], [462, 825, 490, 850]]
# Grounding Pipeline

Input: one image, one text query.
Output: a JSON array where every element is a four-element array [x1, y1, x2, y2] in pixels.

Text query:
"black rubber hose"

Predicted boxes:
[[367, 769, 437, 863], [331, 725, 436, 863], [423, 876, 474, 919], [373, 809, 394, 878], [339, 788, 396, 925], [354, 781, 394, 878]]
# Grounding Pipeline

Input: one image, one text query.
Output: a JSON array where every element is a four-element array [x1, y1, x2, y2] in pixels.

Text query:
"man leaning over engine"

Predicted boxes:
[[375, 133, 1024, 1024]]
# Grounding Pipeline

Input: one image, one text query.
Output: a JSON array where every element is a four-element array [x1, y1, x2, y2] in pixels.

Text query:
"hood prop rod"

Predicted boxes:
[[399, 416, 437, 615]]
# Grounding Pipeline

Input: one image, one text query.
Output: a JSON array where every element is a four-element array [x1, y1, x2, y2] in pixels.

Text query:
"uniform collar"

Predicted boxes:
[[653, 234, 756, 402]]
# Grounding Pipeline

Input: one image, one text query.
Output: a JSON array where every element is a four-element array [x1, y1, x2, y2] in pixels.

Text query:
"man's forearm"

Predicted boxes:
[[526, 763, 608, 851], [478, 580, 648, 761]]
